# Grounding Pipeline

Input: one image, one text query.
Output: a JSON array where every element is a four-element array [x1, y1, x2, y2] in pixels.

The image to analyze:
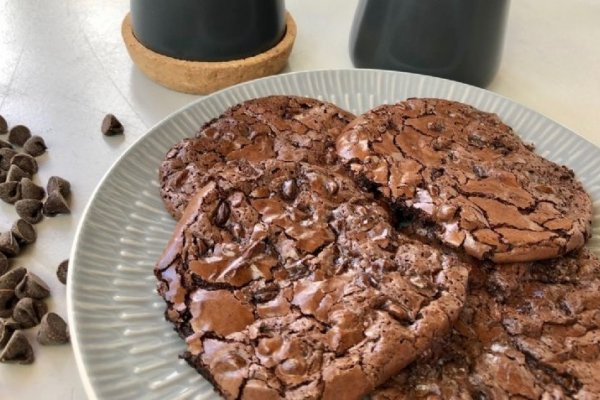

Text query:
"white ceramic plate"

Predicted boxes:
[[68, 69, 600, 400]]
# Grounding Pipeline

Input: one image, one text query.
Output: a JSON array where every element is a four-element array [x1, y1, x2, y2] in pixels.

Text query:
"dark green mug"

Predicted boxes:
[[130, 0, 286, 62], [350, 0, 510, 87]]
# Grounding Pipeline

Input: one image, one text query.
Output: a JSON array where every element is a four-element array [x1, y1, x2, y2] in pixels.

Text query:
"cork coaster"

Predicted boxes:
[[121, 12, 297, 95]]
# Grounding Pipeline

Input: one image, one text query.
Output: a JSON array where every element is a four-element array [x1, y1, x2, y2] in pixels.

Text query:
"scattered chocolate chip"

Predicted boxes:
[[15, 199, 43, 224], [19, 178, 44, 201], [0, 330, 34, 364], [10, 153, 38, 175], [11, 219, 36, 245], [56, 259, 68, 285], [0, 319, 14, 348], [0, 181, 21, 204], [15, 273, 49, 300], [23, 135, 47, 157], [37, 313, 69, 345], [281, 179, 298, 200], [0, 148, 17, 170], [46, 176, 70, 198], [213, 201, 230, 227], [8, 125, 31, 147], [0, 115, 7, 134], [0, 253, 8, 276], [12, 297, 47, 329], [0, 139, 12, 149], [0, 289, 16, 317], [0, 170, 6, 183], [101, 114, 124, 136], [0, 232, 20, 257], [6, 164, 31, 182], [42, 192, 70, 216], [0, 267, 27, 290]]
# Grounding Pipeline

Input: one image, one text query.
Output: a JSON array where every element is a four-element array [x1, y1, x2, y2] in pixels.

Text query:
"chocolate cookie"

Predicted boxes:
[[373, 249, 600, 399], [155, 160, 469, 400], [336, 98, 592, 263], [160, 95, 355, 220]]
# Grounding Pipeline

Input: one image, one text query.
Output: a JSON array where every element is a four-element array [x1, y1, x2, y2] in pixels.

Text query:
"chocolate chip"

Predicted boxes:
[[15, 273, 49, 300], [46, 176, 70, 198], [12, 297, 47, 328], [101, 114, 124, 136], [0, 253, 8, 276], [0, 330, 34, 364], [382, 300, 413, 324], [281, 179, 298, 200], [37, 313, 69, 345], [468, 132, 487, 148], [0, 148, 17, 170], [286, 263, 309, 280], [0, 232, 20, 257], [56, 259, 68, 285], [6, 164, 31, 182], [0, 267, 26, 290], [0, 115, 7, 135], [15, 199, 43, 224], [473, 165, 488, 178], [471, 390, 490, 400], [431, 168, 444, 180], [0, 319, 14, 348], [0, 181, 21, 204], [10, 153, 38, 175], [252, 283, 279, 303], [0, 139, 12, 149], [8, 125, 31, 147], [11, 219, 36, 245], [213, 201, 230, 227], [19, 178, 44, 201], [427, 121, 445, 132], [326, 180, 339, 195], [0, 170, 6, 183], [42, 192, 70, 216], [0, 289, 16, 318], [23, 135, 47, 157], [525, 142, 535, 151]]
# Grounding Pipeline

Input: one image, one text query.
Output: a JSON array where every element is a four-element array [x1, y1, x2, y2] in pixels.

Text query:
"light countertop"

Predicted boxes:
[[0, 0, 599, 398]]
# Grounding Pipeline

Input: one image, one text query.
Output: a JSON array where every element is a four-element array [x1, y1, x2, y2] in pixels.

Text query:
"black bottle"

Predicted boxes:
[[130, 0, 286, 62], [350, 0, 510, 87]]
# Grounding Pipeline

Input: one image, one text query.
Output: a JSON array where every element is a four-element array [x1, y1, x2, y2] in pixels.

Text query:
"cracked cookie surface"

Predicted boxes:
[[155, 159, 469, 400], [336, 98, 592, 263], [160, 95, 355, 220], [373, 248, 600, 399]]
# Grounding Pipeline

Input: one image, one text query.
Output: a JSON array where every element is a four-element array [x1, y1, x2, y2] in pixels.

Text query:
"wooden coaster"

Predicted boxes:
[[122, 12, 297, 95]]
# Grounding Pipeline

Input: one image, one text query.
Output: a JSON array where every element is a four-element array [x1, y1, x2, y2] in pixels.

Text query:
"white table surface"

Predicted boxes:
[[0, 0, 598, 398]]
